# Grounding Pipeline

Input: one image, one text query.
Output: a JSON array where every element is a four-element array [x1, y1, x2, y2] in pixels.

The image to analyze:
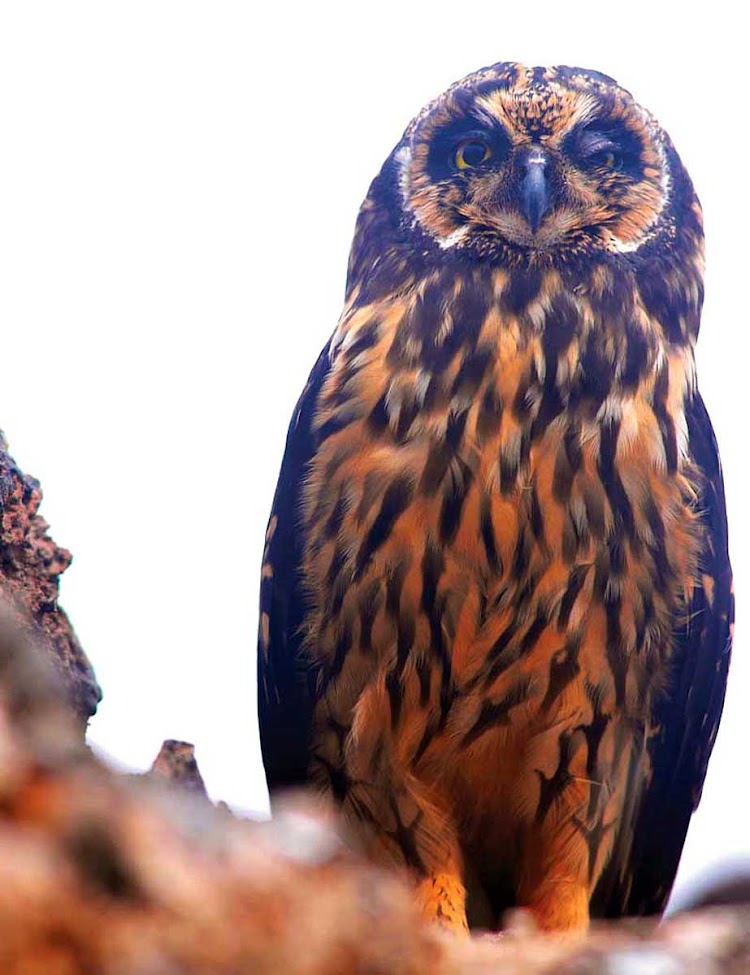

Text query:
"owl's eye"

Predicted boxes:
[[566, 123, 641, 176], [455, 139, 491, 170], [586, 148, 623, 171]]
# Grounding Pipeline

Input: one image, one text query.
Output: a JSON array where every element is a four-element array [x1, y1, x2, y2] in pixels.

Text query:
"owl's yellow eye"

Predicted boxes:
[[455, 139, 491, 170], [570, 127, 631, 174], [583, 147, 624, 172]]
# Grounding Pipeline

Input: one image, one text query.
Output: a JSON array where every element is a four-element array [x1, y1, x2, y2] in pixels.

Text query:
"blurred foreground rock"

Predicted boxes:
[[0, 431, 100, 722], [0, 611, 749, 973], [0, 611, 438, 973]]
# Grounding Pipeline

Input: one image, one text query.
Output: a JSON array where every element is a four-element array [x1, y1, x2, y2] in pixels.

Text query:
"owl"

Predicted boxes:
[[257, 63, 732, 933]]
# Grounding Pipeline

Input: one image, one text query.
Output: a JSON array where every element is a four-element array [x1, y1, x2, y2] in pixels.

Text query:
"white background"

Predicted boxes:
[[0, 2, 746, 906]]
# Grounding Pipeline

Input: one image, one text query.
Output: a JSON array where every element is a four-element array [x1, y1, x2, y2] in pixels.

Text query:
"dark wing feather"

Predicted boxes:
[[592, 391, 733, 917], [257, 343, 332, 798]]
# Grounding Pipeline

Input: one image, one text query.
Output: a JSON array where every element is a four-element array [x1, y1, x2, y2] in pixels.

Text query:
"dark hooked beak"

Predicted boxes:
[[520, 152, 550, 233]]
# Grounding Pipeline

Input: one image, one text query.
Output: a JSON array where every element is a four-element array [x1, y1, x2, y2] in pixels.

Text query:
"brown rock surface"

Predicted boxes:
[[149, 739, 208, 795], [0, 430, 101, 722]]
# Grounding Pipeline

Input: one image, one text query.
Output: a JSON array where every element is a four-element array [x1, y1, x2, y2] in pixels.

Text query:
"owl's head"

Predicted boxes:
[[353, 63, 701, 282]]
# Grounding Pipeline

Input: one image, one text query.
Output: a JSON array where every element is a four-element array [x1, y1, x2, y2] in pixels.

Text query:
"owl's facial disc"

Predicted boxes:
[[397, 69, 669, 259]]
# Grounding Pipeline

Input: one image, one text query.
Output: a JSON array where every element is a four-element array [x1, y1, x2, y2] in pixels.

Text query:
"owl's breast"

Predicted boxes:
[[301, 269, 701, 732]]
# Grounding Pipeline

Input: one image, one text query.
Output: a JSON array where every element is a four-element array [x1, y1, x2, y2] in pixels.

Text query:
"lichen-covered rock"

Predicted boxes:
[[0, 430, 100, 722]]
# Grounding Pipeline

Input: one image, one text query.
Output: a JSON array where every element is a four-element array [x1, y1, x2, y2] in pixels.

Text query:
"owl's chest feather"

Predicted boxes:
[[302, 269, 701, 728]]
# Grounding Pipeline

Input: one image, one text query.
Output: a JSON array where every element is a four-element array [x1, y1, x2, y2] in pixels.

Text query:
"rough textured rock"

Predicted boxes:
[[0, 430, 100, 723], [149, 739, 208, 796], [0, 608, 749, 974]]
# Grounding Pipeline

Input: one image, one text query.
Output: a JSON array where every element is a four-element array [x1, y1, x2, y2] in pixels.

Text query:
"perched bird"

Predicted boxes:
[[257, 62, 733, 934]]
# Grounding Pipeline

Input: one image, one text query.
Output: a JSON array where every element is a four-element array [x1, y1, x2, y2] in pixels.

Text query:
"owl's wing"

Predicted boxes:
[[592, 390, 733, 917], [257, 342, 332, 798]]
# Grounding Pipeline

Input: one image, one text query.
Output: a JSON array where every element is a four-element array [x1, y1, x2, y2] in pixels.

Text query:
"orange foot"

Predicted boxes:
[[414, 871, 469, 934], [520, 878, 590, 935]]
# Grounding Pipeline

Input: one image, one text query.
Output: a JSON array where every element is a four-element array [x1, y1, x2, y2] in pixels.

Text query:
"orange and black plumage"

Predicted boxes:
[[258, 62, 733, 933]]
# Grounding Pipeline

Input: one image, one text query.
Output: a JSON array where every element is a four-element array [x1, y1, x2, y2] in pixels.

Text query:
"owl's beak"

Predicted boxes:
[[520, 153, 550, 233]]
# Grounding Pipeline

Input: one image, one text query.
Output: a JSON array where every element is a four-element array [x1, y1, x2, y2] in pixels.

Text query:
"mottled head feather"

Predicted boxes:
[[346, 62, 702, 298]]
